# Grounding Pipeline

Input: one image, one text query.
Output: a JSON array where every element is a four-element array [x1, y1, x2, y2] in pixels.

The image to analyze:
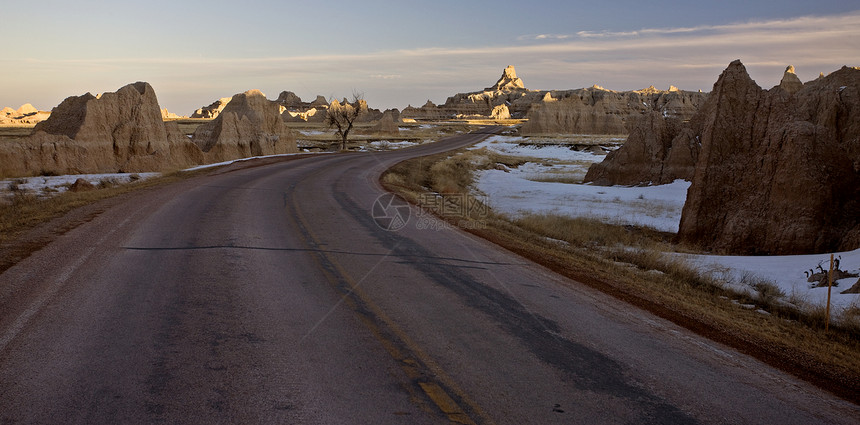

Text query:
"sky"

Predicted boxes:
[[1, 0, 859, 115]]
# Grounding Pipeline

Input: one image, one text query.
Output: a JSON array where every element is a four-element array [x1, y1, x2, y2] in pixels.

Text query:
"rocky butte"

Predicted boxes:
[[677, 61, 860, 255], [402, 65, 707, 135], [191, 89, 298, 163], [0, 82, 203, 176], [583, 65, 821, 186], [586, 61, 860, 255], [583, 111, 699, 185]]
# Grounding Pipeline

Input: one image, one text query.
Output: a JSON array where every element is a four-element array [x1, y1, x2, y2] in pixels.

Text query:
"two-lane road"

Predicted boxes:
[[1, 129, 858, 424]]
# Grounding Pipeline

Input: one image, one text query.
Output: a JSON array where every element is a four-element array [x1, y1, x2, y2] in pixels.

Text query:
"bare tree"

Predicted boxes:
[[325, 92, 365, 151]]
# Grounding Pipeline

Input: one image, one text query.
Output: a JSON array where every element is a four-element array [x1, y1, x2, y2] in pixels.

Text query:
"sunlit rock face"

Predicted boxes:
[[191, 97, 232, 119], [487, 65, 525, 91], [521, 86, 707, 135], [401, 65, 707, 131], [1, 103, 51, 125], [0, 82, 203, 176], [191, 89, 298, 163]]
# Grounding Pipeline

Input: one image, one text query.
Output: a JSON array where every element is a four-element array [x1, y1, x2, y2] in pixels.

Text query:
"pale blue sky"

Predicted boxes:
[[2, 1, 859, 114]]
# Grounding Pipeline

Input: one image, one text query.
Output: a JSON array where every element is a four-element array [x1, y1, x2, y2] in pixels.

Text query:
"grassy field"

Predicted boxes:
[[381, 147, 860, 403]]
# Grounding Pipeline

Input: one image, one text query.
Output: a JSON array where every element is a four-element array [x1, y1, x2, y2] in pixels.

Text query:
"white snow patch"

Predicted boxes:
[[477, 170, 689, 232], [358, 140, 421, 152], [183, 153, 317, 171], [470, 135, 686, 232], [296, 130, 327, 136], [680, 250, 860, 313], [1, 173, 160, 196], [472, 135, 619, 162]]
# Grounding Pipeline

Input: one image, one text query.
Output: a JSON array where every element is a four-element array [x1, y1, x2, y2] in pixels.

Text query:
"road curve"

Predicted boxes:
[[1, 128, 858, 424]]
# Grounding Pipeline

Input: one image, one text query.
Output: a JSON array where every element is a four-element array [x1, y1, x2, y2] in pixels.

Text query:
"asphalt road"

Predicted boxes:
[[1, 128, 858, 424]]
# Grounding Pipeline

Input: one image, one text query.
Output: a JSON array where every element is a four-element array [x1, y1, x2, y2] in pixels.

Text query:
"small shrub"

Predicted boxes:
[[741, 271, 785, 305], [837, 301, 860, 333]]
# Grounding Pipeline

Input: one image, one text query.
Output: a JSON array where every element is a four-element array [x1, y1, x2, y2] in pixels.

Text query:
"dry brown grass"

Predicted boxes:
[[0, 171, 198, 245], [381, 148, 860, 403], [168, 118, 211, 136]]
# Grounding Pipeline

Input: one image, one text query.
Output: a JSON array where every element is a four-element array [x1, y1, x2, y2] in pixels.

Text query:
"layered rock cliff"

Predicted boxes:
[[0, 82, 203, 176], [191, 90, 298, 162], [401, 65, 707, 131], [521, 86, 707, 135], [677, 61, 860, 255]]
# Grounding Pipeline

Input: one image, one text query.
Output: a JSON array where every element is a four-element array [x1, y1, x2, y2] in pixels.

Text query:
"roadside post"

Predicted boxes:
[[826, 253, 833, 332]]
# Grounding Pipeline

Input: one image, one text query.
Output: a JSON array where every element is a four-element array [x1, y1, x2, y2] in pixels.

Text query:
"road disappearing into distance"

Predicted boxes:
[[1, 128, 858, 424]]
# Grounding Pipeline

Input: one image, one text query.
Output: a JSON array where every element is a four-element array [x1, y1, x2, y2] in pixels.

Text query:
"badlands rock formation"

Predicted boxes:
[[0, 82, 203, 176], [583, 112, 699, 185], [521, 86, 707, 135], [368, 109, 402, 135], [1, 103, 51, 125], [490, 104, 511, 120], [191, 89, 298, 162], [584, 65, 822, 186], [161, 108, 183, 119], [678, 61, 860, 255], [402, 66, 534, 120], [401, 65, 707, 131], [275, 91, 304, 108], [488, 65, 525, 91], [191, 97, 232, 118], [778, 65, 804, 94]]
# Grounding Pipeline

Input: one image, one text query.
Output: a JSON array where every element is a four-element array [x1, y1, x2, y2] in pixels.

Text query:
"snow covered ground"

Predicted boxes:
[[295, 129, 327, 136], [358, 140, 422, 151], [0, 153, 318, 197], [470, 134, 860, 314], [681, 251, 860, 313], [0, 173, 160, 196], [472, 135, 688, 233]]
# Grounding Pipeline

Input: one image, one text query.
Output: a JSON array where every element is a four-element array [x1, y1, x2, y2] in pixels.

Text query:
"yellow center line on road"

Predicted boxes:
[[283, 163, 489, 424]]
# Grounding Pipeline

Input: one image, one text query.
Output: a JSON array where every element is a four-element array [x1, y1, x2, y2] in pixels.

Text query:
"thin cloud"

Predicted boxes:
[[517, 34, 574, 41], [369, 74, 401, 80], [553, 11, 860, 39], [4, 11, 859, 113]]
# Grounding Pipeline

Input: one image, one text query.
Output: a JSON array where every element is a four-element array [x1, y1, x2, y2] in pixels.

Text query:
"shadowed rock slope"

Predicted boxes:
[[583, 111, 700, 185], [678, 60, 860, 255]]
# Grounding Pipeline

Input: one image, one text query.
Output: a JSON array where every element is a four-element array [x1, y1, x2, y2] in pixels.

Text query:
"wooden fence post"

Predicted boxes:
[[826, 253, 834, 332]]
